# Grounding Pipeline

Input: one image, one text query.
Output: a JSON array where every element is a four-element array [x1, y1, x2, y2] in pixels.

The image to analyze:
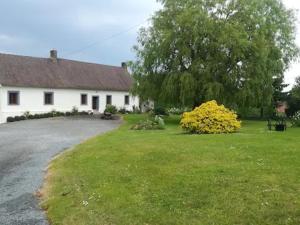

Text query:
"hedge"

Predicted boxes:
[[6, 111, 90, 123]]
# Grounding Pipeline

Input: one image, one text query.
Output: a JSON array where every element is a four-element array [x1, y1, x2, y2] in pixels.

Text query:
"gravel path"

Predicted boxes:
[[0, 117, 121, 225]]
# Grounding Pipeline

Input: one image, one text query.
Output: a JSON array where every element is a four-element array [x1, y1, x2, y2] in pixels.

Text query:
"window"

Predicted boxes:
[[81, 94, 87, 105], [106, 95, 112, 105], [125, 95, 130, 105], [44, 92, 54, 105], [8, 91, 19, 105]]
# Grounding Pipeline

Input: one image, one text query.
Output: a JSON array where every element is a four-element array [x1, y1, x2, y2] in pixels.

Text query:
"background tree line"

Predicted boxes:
[[130, 0, 299, 118], [285, 76, 300, 117]]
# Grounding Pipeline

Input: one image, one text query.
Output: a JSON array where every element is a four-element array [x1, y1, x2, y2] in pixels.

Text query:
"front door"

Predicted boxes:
[[92, 96, 99, 111]]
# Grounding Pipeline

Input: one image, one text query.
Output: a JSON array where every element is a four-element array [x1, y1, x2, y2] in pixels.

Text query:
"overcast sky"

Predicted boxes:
[[0, 0, 299, 89]]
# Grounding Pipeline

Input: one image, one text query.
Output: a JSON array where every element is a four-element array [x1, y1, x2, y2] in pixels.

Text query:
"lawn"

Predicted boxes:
[[41, 115, 300, 225]]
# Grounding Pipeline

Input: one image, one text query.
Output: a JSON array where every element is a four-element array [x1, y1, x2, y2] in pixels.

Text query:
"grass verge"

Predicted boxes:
[[41, 114, 300, 225]]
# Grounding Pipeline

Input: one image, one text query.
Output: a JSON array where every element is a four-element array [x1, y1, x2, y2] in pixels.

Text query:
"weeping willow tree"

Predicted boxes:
[[130, 0, 299, 110]]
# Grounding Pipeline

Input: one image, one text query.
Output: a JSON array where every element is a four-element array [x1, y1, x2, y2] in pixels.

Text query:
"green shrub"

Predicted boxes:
[[291, 111, 300, 127], [33, 114, 40, 119], [71, 107, 79, 115], [7, 117, 15, 123], [118, 107, 128, 114], [105, 105, 118, 114], [23, 111, 31, 119], [56, 111, 65, 116], [19, 116, 26, 121], [6, 110, 91, 123], [155, 115, 165, 129], [79, 111, 89, 115], [14, 116, 21, 121], [28, 114, 35, 120], [154, 105, 168, 116], [181, 100, 241, 134], [50, 110, 58, 117], [41, 113, 49, 118], [45, 113, 52, 118], [131, 116, 165, 130]]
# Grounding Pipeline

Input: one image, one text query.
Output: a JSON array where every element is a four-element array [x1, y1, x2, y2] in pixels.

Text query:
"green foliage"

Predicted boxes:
[[273, 75, 288, 104], [71, 106, 79, 115], [287, 76, 300, 117], [23, 111, 31, 119], [132, 106, 142, 114], [131, 0, 299, 109], [118, 107, 128, 114], [293, 77, 300, 96], [155, 115, 165, 128], [131, 116, 165, 130], [7, 110, 89, 123], [154, 105, 168, 116], [104, 105, 118, 114], [237, 106, 276, 120], [291, 111, 300, 127], [6, 117, 15, 123], [50, 109, 60, 117]]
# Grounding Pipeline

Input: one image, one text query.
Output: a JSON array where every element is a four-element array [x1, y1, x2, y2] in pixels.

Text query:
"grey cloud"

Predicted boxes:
[[0, 0, 298, 87], [0, 0, 160, 65]]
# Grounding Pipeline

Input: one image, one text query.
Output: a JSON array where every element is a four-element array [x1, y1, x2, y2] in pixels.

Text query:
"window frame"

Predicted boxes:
[[8, 91, 20, 106], [106, 95, 112, 105], [44, 92, 54, 105], [125, 95, 130, 105], [81, 94, 88, 105]]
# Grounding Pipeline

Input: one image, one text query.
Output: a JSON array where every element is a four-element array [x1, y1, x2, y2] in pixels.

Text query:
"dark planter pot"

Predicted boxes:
[[275, 124, 285, 132]]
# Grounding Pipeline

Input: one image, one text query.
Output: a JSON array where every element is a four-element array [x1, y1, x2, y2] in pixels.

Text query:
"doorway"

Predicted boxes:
[[92, 96, 99, 111]]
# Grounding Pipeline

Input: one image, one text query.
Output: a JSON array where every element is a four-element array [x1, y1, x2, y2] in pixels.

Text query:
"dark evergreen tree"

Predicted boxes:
[[287, 76, 300, 116]]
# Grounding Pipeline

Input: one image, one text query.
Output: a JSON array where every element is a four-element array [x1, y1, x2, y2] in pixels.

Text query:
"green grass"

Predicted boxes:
[[41, 115, 300, 225]]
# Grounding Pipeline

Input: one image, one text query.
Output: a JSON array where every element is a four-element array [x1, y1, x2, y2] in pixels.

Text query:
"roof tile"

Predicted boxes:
[[0, 53, 132, 91]]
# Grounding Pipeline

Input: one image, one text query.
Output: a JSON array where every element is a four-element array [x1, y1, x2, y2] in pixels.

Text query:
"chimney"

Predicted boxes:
[[50, 49, 58, 62], [121, 62, 127, 70]]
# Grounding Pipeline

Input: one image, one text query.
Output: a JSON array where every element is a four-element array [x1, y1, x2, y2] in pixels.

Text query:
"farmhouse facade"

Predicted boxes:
[[0, 50, 139, 123]]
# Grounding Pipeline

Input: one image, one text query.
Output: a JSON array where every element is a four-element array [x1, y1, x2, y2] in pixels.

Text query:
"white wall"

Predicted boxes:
[[0, 86, 139, 123]]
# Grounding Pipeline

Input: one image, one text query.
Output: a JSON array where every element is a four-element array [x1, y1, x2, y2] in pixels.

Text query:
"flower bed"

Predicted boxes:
[[131, 116, 165, 130], [6, 110, 90, 123]]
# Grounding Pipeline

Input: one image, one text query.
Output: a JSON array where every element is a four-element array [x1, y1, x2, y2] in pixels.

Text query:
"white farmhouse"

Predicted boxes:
[[0, 50, 139, 123]]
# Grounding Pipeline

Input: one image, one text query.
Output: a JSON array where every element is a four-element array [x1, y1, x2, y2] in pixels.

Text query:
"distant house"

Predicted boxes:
[[0, 50, 139, 123], [276, 101, 288, 114]]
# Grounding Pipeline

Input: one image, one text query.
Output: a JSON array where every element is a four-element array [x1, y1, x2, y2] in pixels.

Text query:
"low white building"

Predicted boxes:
[[0, 50, 139, 123]]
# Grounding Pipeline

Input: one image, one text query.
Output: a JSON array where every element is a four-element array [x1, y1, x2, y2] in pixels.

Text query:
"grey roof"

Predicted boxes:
[[0, 53, 132, 91]]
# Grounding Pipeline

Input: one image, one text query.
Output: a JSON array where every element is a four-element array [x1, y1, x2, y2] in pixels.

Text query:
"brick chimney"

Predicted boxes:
[[121, 62, 127, 70], [50, 49, 58, 62]]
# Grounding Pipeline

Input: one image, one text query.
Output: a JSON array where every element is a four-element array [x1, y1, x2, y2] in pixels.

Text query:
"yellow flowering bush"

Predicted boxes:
[[180, 100, 241, 134]]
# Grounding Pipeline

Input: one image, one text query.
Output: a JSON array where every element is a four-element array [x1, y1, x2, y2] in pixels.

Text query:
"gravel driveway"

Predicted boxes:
[[0, 117, 121, 225]]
